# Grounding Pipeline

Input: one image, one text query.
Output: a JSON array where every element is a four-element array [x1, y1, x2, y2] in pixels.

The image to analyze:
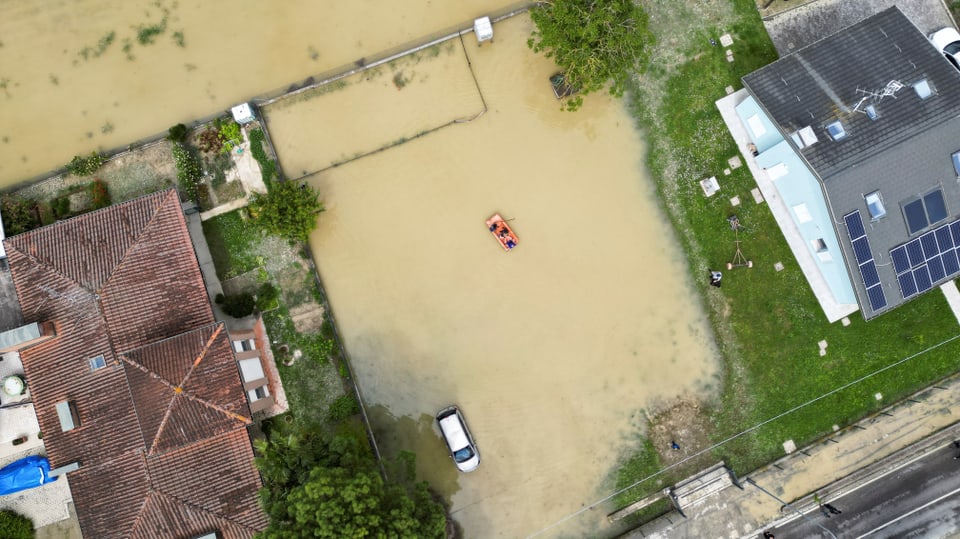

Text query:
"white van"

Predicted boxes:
[[436, 406, 480, 473]]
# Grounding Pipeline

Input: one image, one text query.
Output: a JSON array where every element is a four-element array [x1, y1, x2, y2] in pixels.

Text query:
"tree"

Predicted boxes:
[[528, 0, 653, 111], [219, 292, 255, 318], [0, 195, 38, 235], [250, 181, 324, 243], [256, 430, 447, 539]]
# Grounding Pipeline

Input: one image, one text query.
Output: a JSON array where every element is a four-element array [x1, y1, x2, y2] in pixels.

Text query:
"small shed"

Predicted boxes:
[[231, 103, 256, 125], [474, 17, 493, 44]]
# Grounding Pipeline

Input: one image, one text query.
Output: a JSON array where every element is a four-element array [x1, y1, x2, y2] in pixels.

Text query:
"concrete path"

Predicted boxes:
[[622, 368, 960, 538]]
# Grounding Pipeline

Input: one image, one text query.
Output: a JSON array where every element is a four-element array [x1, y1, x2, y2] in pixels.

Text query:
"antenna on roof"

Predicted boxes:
[[852, 80, 904, 115]]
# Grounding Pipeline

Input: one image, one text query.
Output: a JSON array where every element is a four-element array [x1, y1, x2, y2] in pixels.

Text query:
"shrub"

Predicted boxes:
[[219, 120, 242, 153], [172, 142, 203, 201], [249, 129, 278, 185], [256, 282, 280, 311], [167, 123, 188, 142], [51, 197, 71, 218], [221, 292, 255, 318], [215, 293, 225, 304], [0, 509, 34, 539], [66, 152, 104, 176], [89, 178, 111, 209], [327, 394, 360, 422], [1, 196, 38, 235], [197, 128, 220, 153]]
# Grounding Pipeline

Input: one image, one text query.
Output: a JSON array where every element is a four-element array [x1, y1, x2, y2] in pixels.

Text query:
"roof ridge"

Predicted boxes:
[[125, 450, 153, 539], [135, 324, 250, 454], [148, 488, 264, 534], [99, 189, 176, 295]]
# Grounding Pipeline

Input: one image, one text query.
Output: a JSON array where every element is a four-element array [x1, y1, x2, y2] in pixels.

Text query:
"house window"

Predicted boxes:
[[255, 386, 270, 400], [232, 339, 255, 353], [88, 355, 106, 372], [952, 150, 960, 177], [865, 191, 886, 220], [812, 238, 828, 252], [56, 401, 80, 432]]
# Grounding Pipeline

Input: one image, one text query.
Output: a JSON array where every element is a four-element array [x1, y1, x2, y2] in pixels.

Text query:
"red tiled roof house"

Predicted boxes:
[[2, 190, 267, 539]]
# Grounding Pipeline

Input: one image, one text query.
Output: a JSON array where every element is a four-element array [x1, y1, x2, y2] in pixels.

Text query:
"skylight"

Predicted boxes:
[[865, 191, 886, 220], [826, 121, 846, 140], [913, 79, 933, 99], [903, 189, 949, 235]]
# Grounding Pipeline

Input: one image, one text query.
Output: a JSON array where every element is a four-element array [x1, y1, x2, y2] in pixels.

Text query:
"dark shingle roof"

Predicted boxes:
[[3, 190, 266, 538], [743, 7, 960, 318]]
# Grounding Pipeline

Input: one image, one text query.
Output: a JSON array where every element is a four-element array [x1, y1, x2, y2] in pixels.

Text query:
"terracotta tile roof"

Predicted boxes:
[[3, 190, 266, 539]]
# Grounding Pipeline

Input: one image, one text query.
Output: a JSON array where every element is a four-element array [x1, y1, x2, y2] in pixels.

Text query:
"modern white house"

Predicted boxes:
[[726, 7, 960, 320]]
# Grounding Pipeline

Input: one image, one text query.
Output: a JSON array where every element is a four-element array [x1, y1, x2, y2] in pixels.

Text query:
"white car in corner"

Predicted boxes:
[[436, 406, 480, 473], [930, 27, 960, 70]]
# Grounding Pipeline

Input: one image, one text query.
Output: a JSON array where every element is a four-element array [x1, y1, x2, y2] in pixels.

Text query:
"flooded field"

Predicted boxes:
[[265, 15, 719, 538], [0, 0, 522, 186]]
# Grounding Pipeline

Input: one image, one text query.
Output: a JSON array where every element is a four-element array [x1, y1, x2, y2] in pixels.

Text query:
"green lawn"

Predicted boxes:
[[201, 210, 263, 280], [616, 0, 960, 505]]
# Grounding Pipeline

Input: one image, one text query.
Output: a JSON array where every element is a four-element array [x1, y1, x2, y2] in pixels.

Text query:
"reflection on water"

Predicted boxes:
[[0, 0, 521, 186], [266, 15, 719, 538]]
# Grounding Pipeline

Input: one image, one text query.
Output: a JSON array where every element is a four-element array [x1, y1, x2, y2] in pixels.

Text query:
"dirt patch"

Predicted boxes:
[[647, 396, 717, 470], [289, 302, 325, 334]]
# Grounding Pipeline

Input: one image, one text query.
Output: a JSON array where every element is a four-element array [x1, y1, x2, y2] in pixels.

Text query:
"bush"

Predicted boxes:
[[215, 293, 225, 304], [51, 197, 71, 218], [249, 129, 278, 185], [167, 123, 188, 142], [219, 120, 242, 153], [0, 509, 34, 539], [327, 394, 360, 422], [89, 178, 111, 209], [221, 292, 255, 318], [66, 152, 104, 176], [256, 282, 280, 311]]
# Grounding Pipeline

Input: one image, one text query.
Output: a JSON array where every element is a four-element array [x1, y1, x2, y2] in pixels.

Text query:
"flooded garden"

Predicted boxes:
[[264, 15, 719, 537]]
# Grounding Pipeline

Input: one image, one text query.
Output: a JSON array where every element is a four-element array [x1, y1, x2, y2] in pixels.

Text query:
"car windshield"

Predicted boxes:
[[946, 42, 960, 55], [453, 446, 475, 463]]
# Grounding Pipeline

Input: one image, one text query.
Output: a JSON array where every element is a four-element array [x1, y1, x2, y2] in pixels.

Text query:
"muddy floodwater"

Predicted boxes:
[[265, 15, 719, 538], [0, 0, 522, 186]]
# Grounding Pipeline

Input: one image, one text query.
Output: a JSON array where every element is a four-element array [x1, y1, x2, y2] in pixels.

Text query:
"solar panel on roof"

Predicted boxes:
[[928, 256, 946, 282], [891, 246, 910, 274], [943, 249, 960, 276], [844, 211, 865, 240], [860, 261, 881, 287], [924, 190, 948, 224], [906, 240, 925, 266], [936, 226, 954, 251], [898, 272, 918, 298], [852, 237, 873, 264], [921, 232, 939, 260], [914, 266, 933, 293], [866, 284, 887, 311], [904, 199, 928, 235], [952, 221, 960, 246]]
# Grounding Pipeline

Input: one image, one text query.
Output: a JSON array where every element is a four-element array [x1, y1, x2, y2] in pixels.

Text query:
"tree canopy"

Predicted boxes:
[[250, 181, 324, 243], [528, 0, 654, 111], [255, 428, 447, 539]]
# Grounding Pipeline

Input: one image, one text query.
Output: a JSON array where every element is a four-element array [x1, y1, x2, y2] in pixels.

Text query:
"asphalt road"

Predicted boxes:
[[770, 443, 960, 538]]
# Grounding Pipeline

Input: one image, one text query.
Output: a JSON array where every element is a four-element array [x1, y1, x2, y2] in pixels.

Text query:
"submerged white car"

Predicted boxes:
[[930, 27, 960, 70], [436, 406, 480, 473]]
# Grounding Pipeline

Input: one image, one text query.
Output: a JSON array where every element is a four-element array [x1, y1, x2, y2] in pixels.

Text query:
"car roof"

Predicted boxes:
[[438, 411, 470, 449], [931, 27, 960, 50]]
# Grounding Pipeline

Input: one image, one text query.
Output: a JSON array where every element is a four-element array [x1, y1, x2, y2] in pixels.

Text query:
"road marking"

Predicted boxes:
[[854, 484, 960, 538]]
